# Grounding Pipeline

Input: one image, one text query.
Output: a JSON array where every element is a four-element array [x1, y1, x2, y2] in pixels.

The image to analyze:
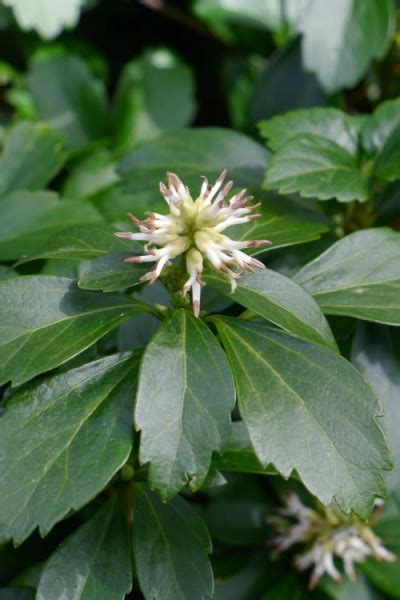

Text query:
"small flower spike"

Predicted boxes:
[[270, 494, 396, 590], [115, 170, 272, 315]]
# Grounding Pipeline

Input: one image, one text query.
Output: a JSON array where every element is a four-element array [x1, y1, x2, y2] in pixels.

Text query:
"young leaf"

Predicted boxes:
[[296, 0, 395, 93], [352, 324, 400, 492], [0, 352, 139, 544], [0, 122, 64, 198], [133, 486, 213, 600], [263, 134, 368, 202], [135, 309, 235, 500], [0, 276, 146, 386], [294, 228, 400, 325], [37, 499, 132, 600], [78, 251, 147, 292], [214, 317, 391, 518], [259, 107, 359, 154], [206, 269, 337, 351], [0, 190, 101, 261], [28, 55, 109, 148], [17, 223, 141, 265]]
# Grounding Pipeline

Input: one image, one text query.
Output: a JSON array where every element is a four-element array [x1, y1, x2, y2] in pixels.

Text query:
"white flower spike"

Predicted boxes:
[[115, 170, 271, 316], [271, 494, 396, 590]]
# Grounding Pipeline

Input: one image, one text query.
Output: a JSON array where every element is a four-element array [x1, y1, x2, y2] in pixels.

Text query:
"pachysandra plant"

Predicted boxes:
[[115, 170, 271, 315], [1, 2, 400, 599]]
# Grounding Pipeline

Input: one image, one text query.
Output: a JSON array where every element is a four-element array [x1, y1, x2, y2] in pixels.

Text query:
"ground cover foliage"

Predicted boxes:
[[0, 0, 400, 598]]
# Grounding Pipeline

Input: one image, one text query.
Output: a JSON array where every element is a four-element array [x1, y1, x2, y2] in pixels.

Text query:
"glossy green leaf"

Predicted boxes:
[[133, 486, 213, 600], [214, 317, 391, 517], [17, 224, 141, 265], [362, 516, 400, 598], [28, 55, 109, 148], [373, 125, 400, 182], [206, 269, 337, 350], [0, 122, 64, 198], [78, 251, 147, 292], [263, 133, 368, 202], [135, 309, 235, 500], [297, 0, 395, 93], [0, 276, 145, 386], [0, 352, 139, 544], [113, 47, 196, 150], [37, 499, 132, 600], [294, 228, 400, 324], [259, 107, 358, 154], [352, 324, 400, 492], [362, 98, 400, 154], [235, 192, 330, 255], [118, 128, 268, 202], [0, 190, 101, 261]]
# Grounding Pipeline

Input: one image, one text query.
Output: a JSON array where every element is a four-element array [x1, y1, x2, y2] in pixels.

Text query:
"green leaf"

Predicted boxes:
[[296, 0, 395, 93], [37, 499, 132, 600], [78, 251, 147, 292], [118, 128, 268, 205], [0, 352, 139, 544], [294, 228, 400, 325], [373, 125, 400, 182], [113, 47, 196, 150], [362, 98, 400, 154], [0, 190, 101, 261], [250, 40, 325, 124], [362, 516, 400, 598], [62, 149, 119, 201], [28, 55, 109, 149], [234, 192, 330, 255], [0, 122, 64, 198], [17, 224, 142, 265], [259, 107, 358, 154], [133, 486, 213, 600], [135, 309, 235, 500], [263, 133, 368, 202], [214, 317, 391, 517], [352, 324, 400, 492], [3, 0, 85, 39], [213, 422, 278, 476], [0, 276, 145, 386], [206, 269, 337, 351]]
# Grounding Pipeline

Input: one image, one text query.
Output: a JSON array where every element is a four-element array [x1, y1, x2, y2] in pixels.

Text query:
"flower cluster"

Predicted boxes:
[[115, 170, 271, 316], [270, 494, 395, 589]]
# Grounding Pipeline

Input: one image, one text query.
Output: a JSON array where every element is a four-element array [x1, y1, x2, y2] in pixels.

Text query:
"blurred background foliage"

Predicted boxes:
[[0, 2, 400, 599]]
